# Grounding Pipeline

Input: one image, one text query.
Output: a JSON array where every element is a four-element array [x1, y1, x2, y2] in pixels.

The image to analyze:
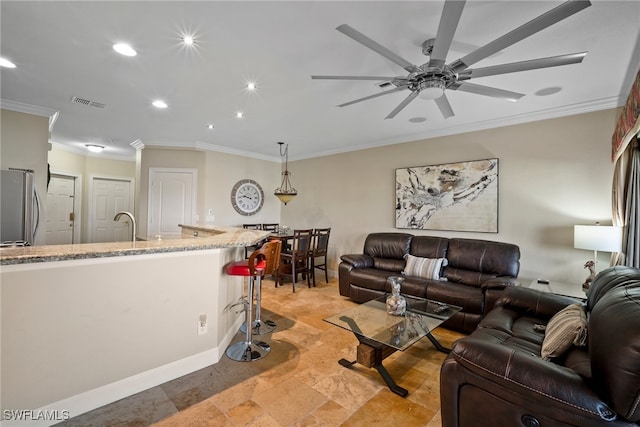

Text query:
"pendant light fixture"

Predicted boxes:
[[274, 142, 297, 205]]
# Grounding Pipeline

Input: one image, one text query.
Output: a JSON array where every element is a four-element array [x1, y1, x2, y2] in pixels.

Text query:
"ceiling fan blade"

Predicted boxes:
[[336, 24, 421, 73], [435, 94, 455, 118], [338, 86, 408, 108], [450, 81, 524, 101], [428, 0, 466, 69], [385, 91, 419, 119], [457, 52, 587, 80], [311, 75, 404, 81], [449, 0, 591, 72]]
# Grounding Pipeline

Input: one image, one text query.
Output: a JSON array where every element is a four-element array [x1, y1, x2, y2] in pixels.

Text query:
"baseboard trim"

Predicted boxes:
[[1, 317, 243, 427]]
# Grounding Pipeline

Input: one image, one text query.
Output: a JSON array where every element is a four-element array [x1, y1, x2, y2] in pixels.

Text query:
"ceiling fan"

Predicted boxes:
[[312, 0, 592, 119]]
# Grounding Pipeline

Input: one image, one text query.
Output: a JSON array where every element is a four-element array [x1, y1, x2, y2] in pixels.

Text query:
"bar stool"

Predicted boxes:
[[224, 240, 281, 362], [240, 239, 281, 335]]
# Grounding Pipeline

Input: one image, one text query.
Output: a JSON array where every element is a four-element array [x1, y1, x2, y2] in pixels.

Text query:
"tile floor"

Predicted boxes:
[[56, 278, 464, 427]]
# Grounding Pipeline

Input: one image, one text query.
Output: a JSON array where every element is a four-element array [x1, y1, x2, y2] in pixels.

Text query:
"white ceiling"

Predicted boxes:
[[1, 1, 639, 162]]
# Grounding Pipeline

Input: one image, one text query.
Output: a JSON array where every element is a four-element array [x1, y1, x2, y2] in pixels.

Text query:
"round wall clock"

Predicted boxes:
[[231, 179, 264, 216]]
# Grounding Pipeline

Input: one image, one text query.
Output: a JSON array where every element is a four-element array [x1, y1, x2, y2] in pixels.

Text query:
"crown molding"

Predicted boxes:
[[1, 98, 58, 118], [140, 140, 280, 162], [294, 96, 622, 160]]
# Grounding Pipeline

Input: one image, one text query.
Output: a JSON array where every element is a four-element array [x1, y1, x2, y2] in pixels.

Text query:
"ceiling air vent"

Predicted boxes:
[[70, 96, 107, 109]]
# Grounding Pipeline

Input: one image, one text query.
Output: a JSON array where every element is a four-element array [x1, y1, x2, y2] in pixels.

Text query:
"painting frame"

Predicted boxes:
[[395, 158, 499, 233]]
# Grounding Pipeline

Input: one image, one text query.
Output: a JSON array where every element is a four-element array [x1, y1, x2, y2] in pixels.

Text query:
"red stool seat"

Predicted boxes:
[[225, 260, 266, 276]]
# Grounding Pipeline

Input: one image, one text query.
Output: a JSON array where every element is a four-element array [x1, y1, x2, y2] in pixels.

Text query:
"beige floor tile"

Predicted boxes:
[[226, 400, 265, 425], [153, 399, 231, 427], [342, 388, 437, 427], [292, 400, 352, 427], [252, 377, 329, 426]]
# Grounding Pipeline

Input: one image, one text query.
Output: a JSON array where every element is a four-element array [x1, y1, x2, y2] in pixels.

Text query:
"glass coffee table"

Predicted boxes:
[[324, 295, 461, 397]]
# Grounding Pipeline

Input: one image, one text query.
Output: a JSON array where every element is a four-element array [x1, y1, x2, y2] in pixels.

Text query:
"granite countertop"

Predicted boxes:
[[0, 226, 270, 265]]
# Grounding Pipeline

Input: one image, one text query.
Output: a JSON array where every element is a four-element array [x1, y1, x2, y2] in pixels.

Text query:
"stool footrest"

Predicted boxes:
[[240, 319, 277, 335], [226, 340, 270, 362]]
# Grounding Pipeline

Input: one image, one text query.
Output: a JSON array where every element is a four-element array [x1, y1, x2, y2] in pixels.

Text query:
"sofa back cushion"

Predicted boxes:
[[587, 265, 640, 311], [588, 267, 640, 422], [363, 233, 413, 272], [410, 236, 449, 258], [445, 238, 520, 286]]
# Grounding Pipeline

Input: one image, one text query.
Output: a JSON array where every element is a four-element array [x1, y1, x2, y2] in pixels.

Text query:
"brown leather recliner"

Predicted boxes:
[[440, 266, 640, 427]]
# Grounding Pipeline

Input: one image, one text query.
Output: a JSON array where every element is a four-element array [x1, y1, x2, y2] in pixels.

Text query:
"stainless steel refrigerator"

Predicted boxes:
[[1, 168, 40, 246]]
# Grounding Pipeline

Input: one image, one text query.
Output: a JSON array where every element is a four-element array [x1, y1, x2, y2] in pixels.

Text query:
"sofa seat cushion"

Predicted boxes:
[[396, 277, 429, 299], [467, 326, 543, 355], [480, 306, 545, 345], [444, 267, 500, 287], [425, 280, 484, 314], [349, 268, 394, 292]]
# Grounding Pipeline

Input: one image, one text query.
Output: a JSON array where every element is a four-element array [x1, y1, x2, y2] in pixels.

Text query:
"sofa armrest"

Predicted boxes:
[[448, 338, 617, 422], [481, 276, 518, 290], [496, 286, 583, 320], [340, 253, 374, 269]]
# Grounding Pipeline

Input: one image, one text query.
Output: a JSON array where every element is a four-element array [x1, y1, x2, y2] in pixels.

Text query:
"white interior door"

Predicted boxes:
[[148, 169, 196, 237], [44, 174, 76, 245], [91, 177, 133, 243]]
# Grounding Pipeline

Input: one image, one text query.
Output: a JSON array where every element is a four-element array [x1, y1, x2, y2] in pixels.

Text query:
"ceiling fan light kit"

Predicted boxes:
[[417, 78, 447, 100], [312, 0, 592, 120]]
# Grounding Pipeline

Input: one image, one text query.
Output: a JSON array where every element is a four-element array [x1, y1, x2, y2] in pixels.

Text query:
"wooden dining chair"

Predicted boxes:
[[261, 223, 279, 232], [275, 228, 312, 292], [311, 228, 331, 286], [243, 223, 263, 258]]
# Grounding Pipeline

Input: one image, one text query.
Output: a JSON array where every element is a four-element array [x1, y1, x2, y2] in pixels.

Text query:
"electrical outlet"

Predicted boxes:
[[197, 314, 208, 336]]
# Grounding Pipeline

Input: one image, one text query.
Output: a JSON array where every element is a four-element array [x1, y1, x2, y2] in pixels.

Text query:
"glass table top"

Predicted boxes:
[[324, 295, 461, 351]]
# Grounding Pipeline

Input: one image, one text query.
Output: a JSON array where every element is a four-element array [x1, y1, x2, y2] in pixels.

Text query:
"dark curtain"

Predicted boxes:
[[624, 138, 639, 267]]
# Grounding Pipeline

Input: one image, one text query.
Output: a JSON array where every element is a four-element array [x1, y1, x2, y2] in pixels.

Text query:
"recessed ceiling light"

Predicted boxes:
[[85, 144, 105, 153], [183, 35, 196, 46], [236, 112, 244, 119], [207, 124, 214, 129], [113, 43, 137, 57], [247, 82, 256, 91], [0, 57, 16, 68], [152, 100, 168, 109]]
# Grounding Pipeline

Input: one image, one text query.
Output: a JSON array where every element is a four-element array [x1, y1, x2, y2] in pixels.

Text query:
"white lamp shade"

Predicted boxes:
[[574, 225, 623, 252]]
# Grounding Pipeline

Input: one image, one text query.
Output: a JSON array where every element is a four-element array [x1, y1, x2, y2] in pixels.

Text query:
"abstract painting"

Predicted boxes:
[[395, 158, 498, 232]]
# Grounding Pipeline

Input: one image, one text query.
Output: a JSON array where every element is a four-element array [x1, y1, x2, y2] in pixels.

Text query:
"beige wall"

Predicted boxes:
[[282, 108, 619, 285], [136, 147, 281, 237], [0, 109, 50, 245], [47, 146, 136, 243]]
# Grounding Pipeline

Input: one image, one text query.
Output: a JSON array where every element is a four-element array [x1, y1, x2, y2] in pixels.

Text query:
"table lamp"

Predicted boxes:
[[574, 222, 622, 290]]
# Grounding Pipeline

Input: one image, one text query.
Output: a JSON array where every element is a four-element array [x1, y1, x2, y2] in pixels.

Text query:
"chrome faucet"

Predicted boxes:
[[114, 211, 137, 242]]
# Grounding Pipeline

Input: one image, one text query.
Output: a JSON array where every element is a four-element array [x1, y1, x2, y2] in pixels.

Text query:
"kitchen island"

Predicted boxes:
[[0, 226, 269, 425]]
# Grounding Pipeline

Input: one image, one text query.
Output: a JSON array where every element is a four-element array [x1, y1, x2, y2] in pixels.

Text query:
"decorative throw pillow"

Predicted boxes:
[[541, 303, 588, 360], [402, 254, 448, 280]]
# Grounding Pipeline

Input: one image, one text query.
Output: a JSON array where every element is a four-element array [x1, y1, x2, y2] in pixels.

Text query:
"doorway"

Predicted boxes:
[[89, 176, 135, 243], [148, 168, 197, 237], [44, 173, 79, 245]]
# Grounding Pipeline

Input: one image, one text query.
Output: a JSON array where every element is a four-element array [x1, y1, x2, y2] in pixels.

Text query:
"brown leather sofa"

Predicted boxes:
[[339, 232, 521, 333], [440, 266, 640, 427]]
